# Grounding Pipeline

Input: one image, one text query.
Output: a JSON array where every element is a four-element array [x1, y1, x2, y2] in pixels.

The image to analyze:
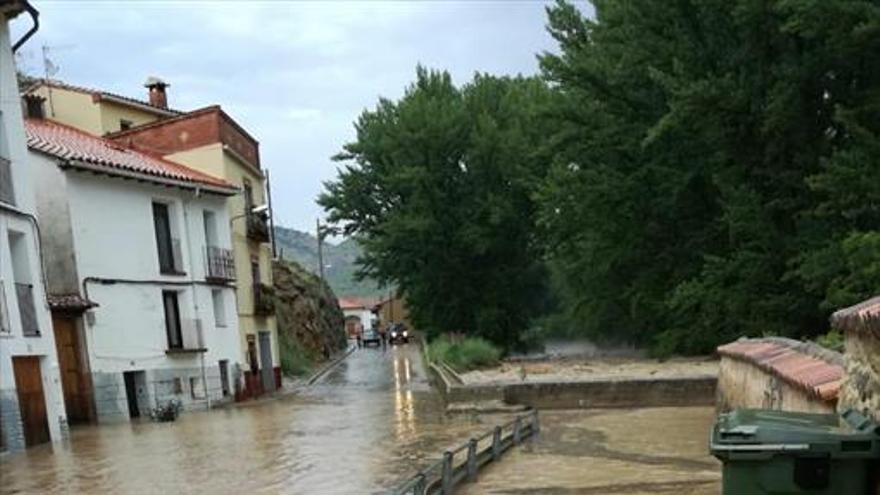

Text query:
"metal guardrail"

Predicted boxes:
[[389, 409, 539, 495]]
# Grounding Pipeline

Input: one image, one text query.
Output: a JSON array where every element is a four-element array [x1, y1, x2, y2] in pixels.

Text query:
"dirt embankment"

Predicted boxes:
[[273, 259, 347, 370], [459, 357, 718, 386]]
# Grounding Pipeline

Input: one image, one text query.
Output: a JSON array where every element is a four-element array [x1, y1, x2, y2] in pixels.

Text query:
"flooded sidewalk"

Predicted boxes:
[[461, 407, 720, 494]]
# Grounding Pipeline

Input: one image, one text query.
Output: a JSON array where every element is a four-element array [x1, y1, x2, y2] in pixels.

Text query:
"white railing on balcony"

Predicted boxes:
[[15, 283, 39, 336], [205, 246, 235, 281]]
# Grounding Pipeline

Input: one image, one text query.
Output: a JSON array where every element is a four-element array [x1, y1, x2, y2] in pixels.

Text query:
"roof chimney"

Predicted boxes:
[[144, 76, 169, 109], [22, 94, 46, 119]]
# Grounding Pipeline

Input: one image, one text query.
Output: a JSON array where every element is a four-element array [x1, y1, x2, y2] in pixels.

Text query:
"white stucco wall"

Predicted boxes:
[[27, 146, 244, 418], [63, 172, 242, 370], [0, 17, 68, 451], [342, 308, 374, 328]]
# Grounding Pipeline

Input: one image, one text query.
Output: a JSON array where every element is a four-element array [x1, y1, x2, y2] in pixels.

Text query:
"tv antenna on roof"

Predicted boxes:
[[41, 43, 75, 117]]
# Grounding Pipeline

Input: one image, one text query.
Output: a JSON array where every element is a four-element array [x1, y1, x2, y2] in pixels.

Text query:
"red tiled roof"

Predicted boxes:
[[26, 79, 182, 116], [47, 294, 97, 313], [25, 119, 236, 193], [717, 338, 845, 403], [339, 297, 376, 310], [831, 295, 880, 334]]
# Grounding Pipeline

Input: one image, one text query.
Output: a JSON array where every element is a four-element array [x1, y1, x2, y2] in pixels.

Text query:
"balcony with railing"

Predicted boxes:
[[253, 283, 275, 316], [15, 283, 39, 336], [205, 246, 235, 282], [246, 213, 270, 243], [0, 157, 14, 206]]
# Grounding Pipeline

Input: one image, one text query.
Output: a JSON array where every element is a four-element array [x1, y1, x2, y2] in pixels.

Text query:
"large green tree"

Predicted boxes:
[[320, 68, 554, 350], [539, 0, 880, 354]]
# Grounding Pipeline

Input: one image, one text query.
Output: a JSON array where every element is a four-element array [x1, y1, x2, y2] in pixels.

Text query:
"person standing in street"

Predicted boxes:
[[379, 324, 388, 351]]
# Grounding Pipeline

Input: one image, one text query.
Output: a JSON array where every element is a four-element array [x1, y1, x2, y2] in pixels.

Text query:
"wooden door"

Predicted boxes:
[[53, 316, 92, 424], [12, 357, 50, 446]]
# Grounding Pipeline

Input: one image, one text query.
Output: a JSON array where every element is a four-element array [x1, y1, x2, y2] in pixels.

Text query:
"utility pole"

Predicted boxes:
[[316, 218, 325, 281], [265, 169, 277, 259]]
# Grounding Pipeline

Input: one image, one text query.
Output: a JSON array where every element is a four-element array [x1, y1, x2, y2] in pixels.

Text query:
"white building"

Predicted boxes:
[[339, 297, 376, 338], [24, 113, 244, 422], [0, 0, 69, 453]]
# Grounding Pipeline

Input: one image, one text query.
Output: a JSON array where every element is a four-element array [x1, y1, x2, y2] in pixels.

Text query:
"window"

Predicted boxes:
[[119, 119, 134, 131], [251, 258, 261, 286], [212, 289, 226, 327], [0, 280, 9, 334], [153, 202, 179, 274], [243, 179, 254, 213], [162, 291, 183, 349], [203, 210, 218, 247]]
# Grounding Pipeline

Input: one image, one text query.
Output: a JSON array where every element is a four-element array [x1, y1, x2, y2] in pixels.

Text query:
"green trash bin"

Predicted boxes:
[[711, 408, 880, 494]]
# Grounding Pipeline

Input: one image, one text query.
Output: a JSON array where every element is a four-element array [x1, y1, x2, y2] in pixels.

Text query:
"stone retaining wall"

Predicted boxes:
[[503, 376, 717, 409]]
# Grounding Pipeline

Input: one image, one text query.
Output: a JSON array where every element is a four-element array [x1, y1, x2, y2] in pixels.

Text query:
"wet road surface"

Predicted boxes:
[[461, 407, 720, 494], [0, 344, 495, 494]]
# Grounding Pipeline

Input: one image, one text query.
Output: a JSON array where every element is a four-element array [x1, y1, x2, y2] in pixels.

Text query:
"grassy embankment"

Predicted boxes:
[[426, 335, 501, 372]]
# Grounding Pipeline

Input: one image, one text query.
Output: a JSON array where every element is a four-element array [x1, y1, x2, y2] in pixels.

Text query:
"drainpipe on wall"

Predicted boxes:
[[11, 0, 39, 54], [182, 197, 211, 410]]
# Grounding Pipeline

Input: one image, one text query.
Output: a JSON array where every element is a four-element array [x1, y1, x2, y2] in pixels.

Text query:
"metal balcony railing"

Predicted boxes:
[[246, 213, 270, 243], [205, 246, 235, 282], [15, 283, 39, 336], [253, 283, 275, 316], [0, 157, 15, 206]]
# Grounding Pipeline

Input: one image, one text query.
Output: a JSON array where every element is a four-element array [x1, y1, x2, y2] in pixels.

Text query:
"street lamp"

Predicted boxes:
[[229, 204, 270, 225]]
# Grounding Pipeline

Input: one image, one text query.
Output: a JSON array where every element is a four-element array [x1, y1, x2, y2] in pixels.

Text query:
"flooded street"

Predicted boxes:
[[0, 344, 493, 494], [0, 344, 720, 494]]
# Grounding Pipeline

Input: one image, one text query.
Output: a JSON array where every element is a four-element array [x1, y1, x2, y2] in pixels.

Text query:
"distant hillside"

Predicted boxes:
[[273, 226, 385, 299]]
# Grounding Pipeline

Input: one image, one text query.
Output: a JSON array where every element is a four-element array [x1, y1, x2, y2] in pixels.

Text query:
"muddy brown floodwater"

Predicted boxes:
[[461, 407, 721, 494], [0, 344, 720, 494], [0, 345, 497, 494]]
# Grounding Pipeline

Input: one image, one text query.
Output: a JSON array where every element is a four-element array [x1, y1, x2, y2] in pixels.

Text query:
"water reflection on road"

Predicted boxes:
[[0, 344, 490, 494]]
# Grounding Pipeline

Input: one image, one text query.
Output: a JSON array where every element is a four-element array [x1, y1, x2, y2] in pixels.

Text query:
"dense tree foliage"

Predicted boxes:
[[540, 0, 880, 354], [319, 69, 554, 350], [323, 1, 880, 355]]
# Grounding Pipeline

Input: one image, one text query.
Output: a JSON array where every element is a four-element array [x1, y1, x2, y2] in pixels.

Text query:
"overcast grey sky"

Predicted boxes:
[[12, 1, 591, 233]]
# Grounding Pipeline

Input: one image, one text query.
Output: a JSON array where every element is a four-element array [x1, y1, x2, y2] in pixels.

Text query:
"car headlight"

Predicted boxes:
[[403, 331, 408, 337], [391, 332, 397, 338]]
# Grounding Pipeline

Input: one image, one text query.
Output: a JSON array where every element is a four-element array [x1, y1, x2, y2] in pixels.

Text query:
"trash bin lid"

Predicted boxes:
[[711, 409, 880, 458]]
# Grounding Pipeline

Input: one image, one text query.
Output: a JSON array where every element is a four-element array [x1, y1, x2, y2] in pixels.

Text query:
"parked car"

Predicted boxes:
[[362, 328, 381, 347], [389, 323, 409, 345]]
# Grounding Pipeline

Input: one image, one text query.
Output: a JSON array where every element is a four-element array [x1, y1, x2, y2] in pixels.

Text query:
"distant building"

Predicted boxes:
[[0, 0, 69, 453], [373, 294, 413, 332], [24, 114, 242, 421], [338, 297, 376, 337], [23, 78, 280, 400]]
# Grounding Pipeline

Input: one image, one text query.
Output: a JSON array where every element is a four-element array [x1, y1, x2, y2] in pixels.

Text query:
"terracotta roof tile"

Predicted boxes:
[[831, 295, 880, 334], [339, 297, 376, 310], [717, 337, 844, 403], [47, 294, 97, 312], [26, 119, 236, 192]]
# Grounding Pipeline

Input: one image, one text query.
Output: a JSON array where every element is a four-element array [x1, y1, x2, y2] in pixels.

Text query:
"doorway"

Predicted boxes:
[[12, 356, 50, 446], [52, 316, 94, 424], [219, 360, 230, 397], [258, 331, 274, 392], [123, 371, 140, 419]]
